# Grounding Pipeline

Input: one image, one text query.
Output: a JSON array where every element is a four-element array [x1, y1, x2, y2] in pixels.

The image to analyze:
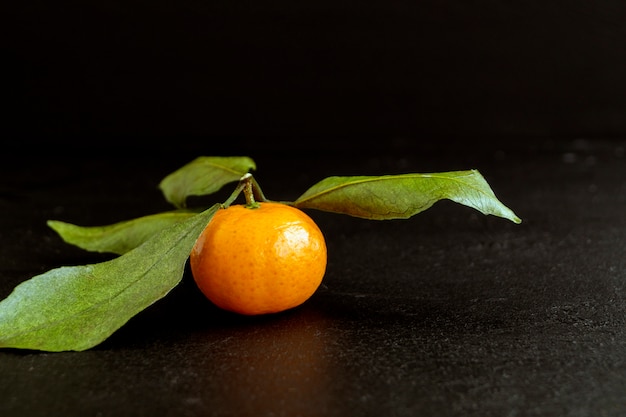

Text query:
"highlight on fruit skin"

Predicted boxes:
[[190, 202, 327, 315]]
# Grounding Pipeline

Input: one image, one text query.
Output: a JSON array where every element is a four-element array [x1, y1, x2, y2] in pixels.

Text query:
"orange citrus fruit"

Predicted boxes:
[[190, 202, 327, 315]]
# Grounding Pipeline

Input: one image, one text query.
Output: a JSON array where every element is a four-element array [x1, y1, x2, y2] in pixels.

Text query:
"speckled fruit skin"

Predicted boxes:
[[190, 202, 327, 315]]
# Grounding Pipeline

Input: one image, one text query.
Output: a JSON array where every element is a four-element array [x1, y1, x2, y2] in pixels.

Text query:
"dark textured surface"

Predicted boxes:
[[1, 139, 625, 417]]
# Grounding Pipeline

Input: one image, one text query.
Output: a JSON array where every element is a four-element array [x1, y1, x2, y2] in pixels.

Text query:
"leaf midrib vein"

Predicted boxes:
[[297, 171, 483, 204], [2, 211, 209, 344]]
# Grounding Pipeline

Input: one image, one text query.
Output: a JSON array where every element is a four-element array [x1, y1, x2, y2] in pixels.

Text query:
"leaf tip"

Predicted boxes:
[[47, 219, 65, 233]]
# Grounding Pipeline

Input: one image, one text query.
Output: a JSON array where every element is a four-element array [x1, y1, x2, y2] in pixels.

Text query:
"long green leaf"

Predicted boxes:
[[294, 170, 521, 223], [159, 156, 256, 208], [0, 205, 219, 352], [47, 211, 199, 255]]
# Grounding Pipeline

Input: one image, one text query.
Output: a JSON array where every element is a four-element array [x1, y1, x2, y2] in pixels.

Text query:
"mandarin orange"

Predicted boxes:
[[189, 202, 327, 315]]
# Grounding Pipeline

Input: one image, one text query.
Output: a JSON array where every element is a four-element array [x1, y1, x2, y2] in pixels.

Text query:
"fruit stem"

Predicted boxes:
[[242, 174, 260, 208], [221, 173, 267, 209]]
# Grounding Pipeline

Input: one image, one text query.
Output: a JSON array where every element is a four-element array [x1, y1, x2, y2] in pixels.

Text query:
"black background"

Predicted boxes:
[[5, 0, 626, 148], [2, 2, 626, 416]]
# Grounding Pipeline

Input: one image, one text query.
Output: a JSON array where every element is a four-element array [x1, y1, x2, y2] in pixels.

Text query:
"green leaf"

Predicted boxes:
[[47, 210, 199, 255], [0, 205, 219, 352], [159, 156, 256, 208], [293, 170, 522, 223]]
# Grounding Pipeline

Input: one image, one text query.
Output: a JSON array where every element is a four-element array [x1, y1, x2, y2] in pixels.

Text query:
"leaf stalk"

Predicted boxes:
[[221, 173, 268, 209]]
